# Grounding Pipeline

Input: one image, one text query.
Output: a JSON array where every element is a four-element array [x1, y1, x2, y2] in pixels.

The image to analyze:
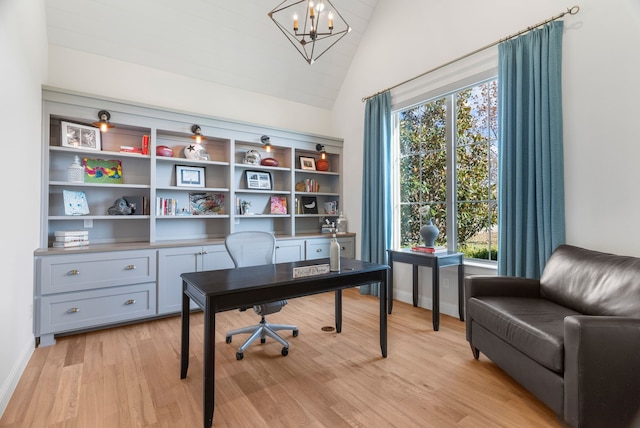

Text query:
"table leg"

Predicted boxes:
[[458, 262, 465, 321], [380, 274, 388, 358], [412, 264, 419, 307], [335, 289, 342, 333], [203, 297, 215, 428], [180, 281, 190, 379], [387, 259, 394, 314], [432, 260, 440, 331]]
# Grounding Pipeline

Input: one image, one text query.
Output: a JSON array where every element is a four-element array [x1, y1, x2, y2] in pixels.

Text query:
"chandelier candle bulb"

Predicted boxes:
[[293, 14, 298, 31], [328, 12, 333, 29]]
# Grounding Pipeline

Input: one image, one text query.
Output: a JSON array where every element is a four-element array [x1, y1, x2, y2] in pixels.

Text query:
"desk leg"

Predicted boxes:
[[180, 281, 189, 379], [432, 260, 440, 331], [387, 259, 394, 314], [203, 297, 215, 428], [458, 262, 465, 321], [380, 275, 388, 358], [335, 289, 342, 333], [412, 265, 419, 307]]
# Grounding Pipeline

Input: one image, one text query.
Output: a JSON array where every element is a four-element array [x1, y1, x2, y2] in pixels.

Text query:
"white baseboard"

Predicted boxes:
[[0, 337, 34, 419], [393, 289, 460, 319]]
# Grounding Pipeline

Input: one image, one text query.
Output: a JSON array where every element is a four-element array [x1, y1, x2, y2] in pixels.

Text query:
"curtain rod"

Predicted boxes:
[[361, 5, 580, 102]]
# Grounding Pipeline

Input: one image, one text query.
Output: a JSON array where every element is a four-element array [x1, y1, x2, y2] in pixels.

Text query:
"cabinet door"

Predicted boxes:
[[306, 236, 355, 260], [201, 245, 234, 271], [157, 247, 202, 314], [275, 239, 305, 263]]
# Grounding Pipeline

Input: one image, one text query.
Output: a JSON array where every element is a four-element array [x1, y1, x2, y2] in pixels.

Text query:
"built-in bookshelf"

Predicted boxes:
[[39, 88, 344, 249]]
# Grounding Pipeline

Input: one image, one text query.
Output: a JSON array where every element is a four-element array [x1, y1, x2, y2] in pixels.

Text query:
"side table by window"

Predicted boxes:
[[387, 249, 464, 331]]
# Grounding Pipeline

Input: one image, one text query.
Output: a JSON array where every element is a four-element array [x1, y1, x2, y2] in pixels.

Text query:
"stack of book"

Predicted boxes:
[[410, 245, 447, 253], [53, 230, 89, 248]]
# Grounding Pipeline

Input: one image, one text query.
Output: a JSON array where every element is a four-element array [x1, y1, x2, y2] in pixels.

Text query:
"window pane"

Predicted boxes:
[[395, 79, 497, 257]]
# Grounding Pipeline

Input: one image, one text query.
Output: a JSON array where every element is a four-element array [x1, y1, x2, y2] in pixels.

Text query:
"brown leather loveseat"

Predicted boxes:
[[465, 245, 640, 427]]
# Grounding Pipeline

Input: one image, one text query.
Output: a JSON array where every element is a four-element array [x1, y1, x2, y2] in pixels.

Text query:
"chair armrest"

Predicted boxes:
[[464, 275, 541, 299], [564, 316, 640, 427]]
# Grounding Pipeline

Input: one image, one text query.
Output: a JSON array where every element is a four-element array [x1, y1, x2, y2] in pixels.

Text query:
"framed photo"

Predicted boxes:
[[299, 156, 316, 170], [61, 121, 101, 151], [176, 165, 205, 188], [245, 170, 272, 190]]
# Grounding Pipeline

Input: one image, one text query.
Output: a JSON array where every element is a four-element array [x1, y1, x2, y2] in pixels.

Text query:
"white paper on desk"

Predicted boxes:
[[293, 264, 330, 278]]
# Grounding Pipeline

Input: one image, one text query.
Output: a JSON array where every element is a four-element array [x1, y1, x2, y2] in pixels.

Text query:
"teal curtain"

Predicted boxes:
[[360, 91, 392, 296], [498, 21, 566, 278]]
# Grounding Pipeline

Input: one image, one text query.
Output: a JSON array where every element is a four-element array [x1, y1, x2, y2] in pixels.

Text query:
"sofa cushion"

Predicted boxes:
[[468, 296, 582, 373], [540, 245, 640, 317]]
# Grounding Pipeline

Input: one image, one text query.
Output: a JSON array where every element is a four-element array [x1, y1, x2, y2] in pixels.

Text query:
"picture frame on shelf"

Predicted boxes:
[[82, 158, 123, 184], [176, 165, 205, 188], [301, 196, 318, 214], [270, 196, 288, 214], [299, 156, 316, 170], [245, 170, 272, 190], [60, 121, 101, 151], [63, 190, 90, 215], [189, 192, 225, 215]]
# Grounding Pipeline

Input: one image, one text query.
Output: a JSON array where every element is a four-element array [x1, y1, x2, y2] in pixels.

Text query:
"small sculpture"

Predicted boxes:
[[108, 198, 133, 215]]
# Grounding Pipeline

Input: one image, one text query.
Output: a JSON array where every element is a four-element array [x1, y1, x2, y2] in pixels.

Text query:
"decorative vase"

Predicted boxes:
[[420, 219, 439, 247]]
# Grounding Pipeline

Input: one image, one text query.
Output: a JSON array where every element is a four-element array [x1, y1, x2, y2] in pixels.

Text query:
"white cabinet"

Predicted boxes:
[[157, 245, 234, 314], [34, 249, 157, 346], [275, 239, 306, 263], [306, 237, 355, 260]]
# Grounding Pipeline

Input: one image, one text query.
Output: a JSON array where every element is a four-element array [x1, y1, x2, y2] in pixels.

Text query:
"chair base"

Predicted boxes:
[[226, 317, 298, 360]]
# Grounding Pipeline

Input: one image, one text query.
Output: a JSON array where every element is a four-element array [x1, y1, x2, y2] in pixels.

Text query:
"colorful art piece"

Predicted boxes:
[[82, 158, 123, 184], [189, 192, 225, 215]]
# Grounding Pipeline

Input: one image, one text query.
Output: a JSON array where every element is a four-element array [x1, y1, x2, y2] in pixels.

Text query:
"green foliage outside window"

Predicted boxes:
[[398, 80, 498, 261]]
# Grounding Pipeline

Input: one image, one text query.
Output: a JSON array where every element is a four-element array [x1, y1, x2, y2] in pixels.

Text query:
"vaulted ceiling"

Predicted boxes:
[[45, 0, 379, 110]]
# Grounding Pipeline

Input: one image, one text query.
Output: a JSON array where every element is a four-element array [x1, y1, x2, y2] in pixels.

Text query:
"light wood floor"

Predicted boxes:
[[1, 289, 565, 427]]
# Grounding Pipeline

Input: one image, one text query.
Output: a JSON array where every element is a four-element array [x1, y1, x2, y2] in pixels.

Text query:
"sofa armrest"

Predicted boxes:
[[564, 316, 640, 428], [465, 275, 541, 299]]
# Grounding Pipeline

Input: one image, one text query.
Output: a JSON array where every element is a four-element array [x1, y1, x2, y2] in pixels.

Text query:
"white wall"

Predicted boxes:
[[47, 45, 335, 138], [333, 0, 640, 315], [0, 0, 47, 417]]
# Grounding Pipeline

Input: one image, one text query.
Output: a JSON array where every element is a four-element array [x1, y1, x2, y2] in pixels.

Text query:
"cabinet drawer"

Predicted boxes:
[[305, 237, 355, 260], [38, 282, 156, 335], [37, 250, 156, 294]]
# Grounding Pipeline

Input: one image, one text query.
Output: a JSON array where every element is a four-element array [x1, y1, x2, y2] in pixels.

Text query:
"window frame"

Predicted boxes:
[[391, 75, 498, 265]]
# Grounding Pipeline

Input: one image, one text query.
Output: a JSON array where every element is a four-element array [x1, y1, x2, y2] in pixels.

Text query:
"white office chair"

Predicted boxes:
[[224, 231, 299, 360]]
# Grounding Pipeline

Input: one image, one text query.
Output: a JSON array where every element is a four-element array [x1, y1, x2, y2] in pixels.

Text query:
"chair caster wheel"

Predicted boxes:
[[261, 338, 266, 344], [293, 329, 299, 337], [281, 347, 289, 357], [226, 336, 232, 344], [236, 352, 244, 360]]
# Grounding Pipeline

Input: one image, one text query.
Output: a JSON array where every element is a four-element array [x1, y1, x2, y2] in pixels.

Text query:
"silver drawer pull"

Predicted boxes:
[[202, 251, 208, 255], [125, 265, 136, 270], [316, 248, 323, 253], [125, 299, 136, 305], [341, 246, 346, 251], [67, 307, 80, 314], [67, 269, 80, 276]]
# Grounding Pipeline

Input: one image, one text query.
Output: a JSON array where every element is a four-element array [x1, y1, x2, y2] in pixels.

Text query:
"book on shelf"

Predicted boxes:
[[410, 246, 447, 253], [54, 230, 89, 237], [141, 135, 149, 155], [55, 235, 89, 242], [52, 240, 90, 248], [119, 145, 143, 154]]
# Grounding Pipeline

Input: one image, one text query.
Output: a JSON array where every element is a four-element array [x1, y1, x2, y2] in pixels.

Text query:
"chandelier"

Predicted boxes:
[[269, 0, 351, 65]]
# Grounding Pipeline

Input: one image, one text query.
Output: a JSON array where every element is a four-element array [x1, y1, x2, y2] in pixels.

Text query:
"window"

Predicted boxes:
[[394, 78, 498, 261]]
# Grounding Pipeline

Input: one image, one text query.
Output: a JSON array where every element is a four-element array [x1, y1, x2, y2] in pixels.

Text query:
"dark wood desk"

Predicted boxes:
[[180, 258, 389, 428], [387, 249, 464, 331]]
